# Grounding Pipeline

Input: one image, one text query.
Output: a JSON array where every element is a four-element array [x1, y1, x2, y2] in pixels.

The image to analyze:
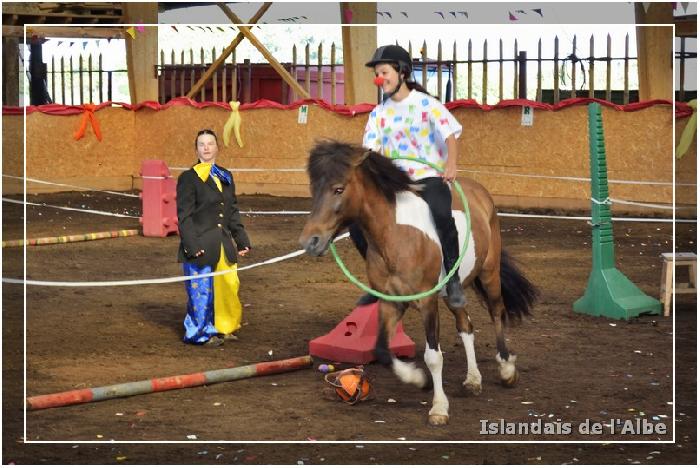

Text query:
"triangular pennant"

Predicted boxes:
[[171, 26, 178, 32], [508, 12, 517, 21], [136, 24, 145, 33], [681, 2, 690, 12], [217, 26, 225, 32], [532, 8, 543, 17], [187, 26, 195, 31], [125, 27, 136, 39], [642, 3, 651, 13]]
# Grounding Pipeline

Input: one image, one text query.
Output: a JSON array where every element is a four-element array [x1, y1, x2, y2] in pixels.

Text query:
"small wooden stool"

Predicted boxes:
[[660, 252, 697, 316]]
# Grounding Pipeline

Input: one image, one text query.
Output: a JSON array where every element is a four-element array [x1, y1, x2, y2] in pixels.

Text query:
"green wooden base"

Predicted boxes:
[[574, 267, 662, 320]]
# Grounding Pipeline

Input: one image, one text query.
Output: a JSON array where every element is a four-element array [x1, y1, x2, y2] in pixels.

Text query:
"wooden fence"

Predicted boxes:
[[45, 35, 696, 106]]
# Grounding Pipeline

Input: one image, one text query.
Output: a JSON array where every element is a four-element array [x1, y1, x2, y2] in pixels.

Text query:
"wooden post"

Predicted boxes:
[[98, 53, 103, 103], [212, 46, 218, 102], [217, 3, 310, 99], [291, 45, 297, 102], [498, 39, 503, 102], [305, 43, 311, 95], [200, 47, 205, 101], [437, 40, 443, 101], [553, 36, 559, 104], [317, 43, 323, 100], [536, 38, 542, 102], [88, 54, 93, 103], [467, 39, 472, 100], [589, 35, 595, 98], [624, 34, 629, 105], [482, 39, 488, 104], [452, 41, 457, 102], [421, 40, 428, 90], [634, 3, 673, 101], [79, 54, 84, 104], [60, 56, 65, 105], [570, 35, 576, 99], [244, 58, 251, 103], [339, 2, 377, 105], [330, 42, 336, 105], [124, 2, 159, 104], [170, 49, 176, 101], [606, 34, 612, 102]]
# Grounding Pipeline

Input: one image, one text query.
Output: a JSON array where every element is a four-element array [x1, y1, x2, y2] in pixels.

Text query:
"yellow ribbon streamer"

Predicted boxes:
[[126, 27, 136, 39], [677, 99, 697, 159], [223, 101, 243, 148]]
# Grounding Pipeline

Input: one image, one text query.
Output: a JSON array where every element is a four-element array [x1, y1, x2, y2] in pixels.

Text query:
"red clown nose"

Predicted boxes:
[[373, 76, 385, 86]]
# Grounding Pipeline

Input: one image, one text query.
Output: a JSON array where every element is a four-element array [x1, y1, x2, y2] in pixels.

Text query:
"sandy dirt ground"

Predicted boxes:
[[1, 190, 696, 464]]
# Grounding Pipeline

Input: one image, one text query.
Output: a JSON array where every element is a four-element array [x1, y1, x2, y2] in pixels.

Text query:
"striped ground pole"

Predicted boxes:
[[2, 229, 139, 248], [27, 355, 313, 410]]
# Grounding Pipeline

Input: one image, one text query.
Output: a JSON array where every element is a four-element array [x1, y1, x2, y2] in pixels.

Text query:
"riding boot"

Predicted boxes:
[[349, 223, 379, 306], [443, 250, 467, 309]]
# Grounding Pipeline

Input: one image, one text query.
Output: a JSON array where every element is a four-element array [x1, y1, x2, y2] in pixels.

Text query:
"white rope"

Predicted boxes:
[[2, 175, 140, 198], [608, 198, 678, 210], [591, 197, 612, 205], [169, 167, 694, 187], [1, 233, 350, 287], [2, 198, 139, 219], [498, 212, 696, 223]]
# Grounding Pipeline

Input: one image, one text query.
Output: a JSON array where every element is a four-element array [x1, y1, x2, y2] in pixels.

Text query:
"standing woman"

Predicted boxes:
[[177, 129, 251, 347], [352, 45, 467, 309]]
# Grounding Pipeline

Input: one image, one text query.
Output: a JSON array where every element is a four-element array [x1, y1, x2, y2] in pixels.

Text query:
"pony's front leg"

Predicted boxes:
[[421, 295, 449, 425], [375, 301, 426, 388], [444, 300, 482, 396]]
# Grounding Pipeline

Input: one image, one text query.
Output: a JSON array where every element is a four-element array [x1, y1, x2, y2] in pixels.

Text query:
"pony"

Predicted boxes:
[[299, 141, 538, 425]]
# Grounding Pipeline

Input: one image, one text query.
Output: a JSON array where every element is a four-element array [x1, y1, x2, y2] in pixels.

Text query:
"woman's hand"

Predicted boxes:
[[238, 247, 251, 257], [442, 159, 458, 183]]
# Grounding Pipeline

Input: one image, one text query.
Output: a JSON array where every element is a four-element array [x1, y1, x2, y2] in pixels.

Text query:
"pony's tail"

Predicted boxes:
[[473, 249, 539, 325]]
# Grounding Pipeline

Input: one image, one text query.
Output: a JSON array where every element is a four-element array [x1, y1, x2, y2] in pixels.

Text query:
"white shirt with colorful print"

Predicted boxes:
[[362, 90, 463, 180]]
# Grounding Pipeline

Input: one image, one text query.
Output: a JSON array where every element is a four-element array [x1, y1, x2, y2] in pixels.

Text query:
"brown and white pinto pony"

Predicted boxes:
[[299, 141, 538, 425]]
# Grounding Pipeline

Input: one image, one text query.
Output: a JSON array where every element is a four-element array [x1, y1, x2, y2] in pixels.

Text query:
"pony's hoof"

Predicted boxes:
[[463, 380, 482, 396], [428, 414, 449, 426], [500, 369, 519, 388]]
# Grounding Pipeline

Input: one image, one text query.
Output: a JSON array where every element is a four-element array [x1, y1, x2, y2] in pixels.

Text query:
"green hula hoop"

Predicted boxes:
[[329, 156, 472, 302]]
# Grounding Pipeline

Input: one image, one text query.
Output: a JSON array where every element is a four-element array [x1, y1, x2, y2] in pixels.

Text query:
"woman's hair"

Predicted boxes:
[[194, 129, 218, 149], [388, 63, 435, 98]]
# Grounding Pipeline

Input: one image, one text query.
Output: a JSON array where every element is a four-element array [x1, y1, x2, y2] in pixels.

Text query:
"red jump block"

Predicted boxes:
[[309, 302, 416, 364], [139, 160, 178, 237]]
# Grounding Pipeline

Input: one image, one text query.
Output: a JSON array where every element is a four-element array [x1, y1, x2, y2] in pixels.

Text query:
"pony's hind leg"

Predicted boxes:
[[375, 301, 427, 388], [421, 295, 449, 425], [478, 270, 519, 388], [444, 300, 482, 396]]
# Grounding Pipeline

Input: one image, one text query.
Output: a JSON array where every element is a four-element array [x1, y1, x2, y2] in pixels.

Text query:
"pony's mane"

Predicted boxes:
[[308, 140, 413, 203]]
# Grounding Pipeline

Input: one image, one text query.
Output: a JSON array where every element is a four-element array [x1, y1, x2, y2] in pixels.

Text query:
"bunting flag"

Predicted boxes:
[[401, 11, 408, 18], [516, 9, 526, 14], [187, 26, 195, 31], [681, 2, 689, 13], [532, 8, 543, 17], [434, 11, 445, 19], [136, 24, 145, 33], [459, 11, 468, 18], [171, 26, 178, 32], [217, 26, 225, 32], [343, 8, 353, 23], [509, 12, 518, 21], [125, 27, 136, 39], [642, 2, 651, 13]]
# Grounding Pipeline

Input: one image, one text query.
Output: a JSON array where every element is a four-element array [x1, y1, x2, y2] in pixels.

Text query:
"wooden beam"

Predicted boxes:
[[340, 2, 377, 105], [7, 26, 126, 39], [186, 2, 271, 99], [634, 4, 674, 101], [675, 17, 697, 37], [124, 3, 159, 104], [217, 3, 310, 99]]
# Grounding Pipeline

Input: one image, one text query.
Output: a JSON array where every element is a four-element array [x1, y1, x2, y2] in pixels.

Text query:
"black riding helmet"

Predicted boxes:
[[366, 45, 413, 100]]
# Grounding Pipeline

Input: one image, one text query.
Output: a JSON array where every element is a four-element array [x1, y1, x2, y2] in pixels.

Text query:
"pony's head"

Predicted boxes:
[[299, 140, 413, 256]]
